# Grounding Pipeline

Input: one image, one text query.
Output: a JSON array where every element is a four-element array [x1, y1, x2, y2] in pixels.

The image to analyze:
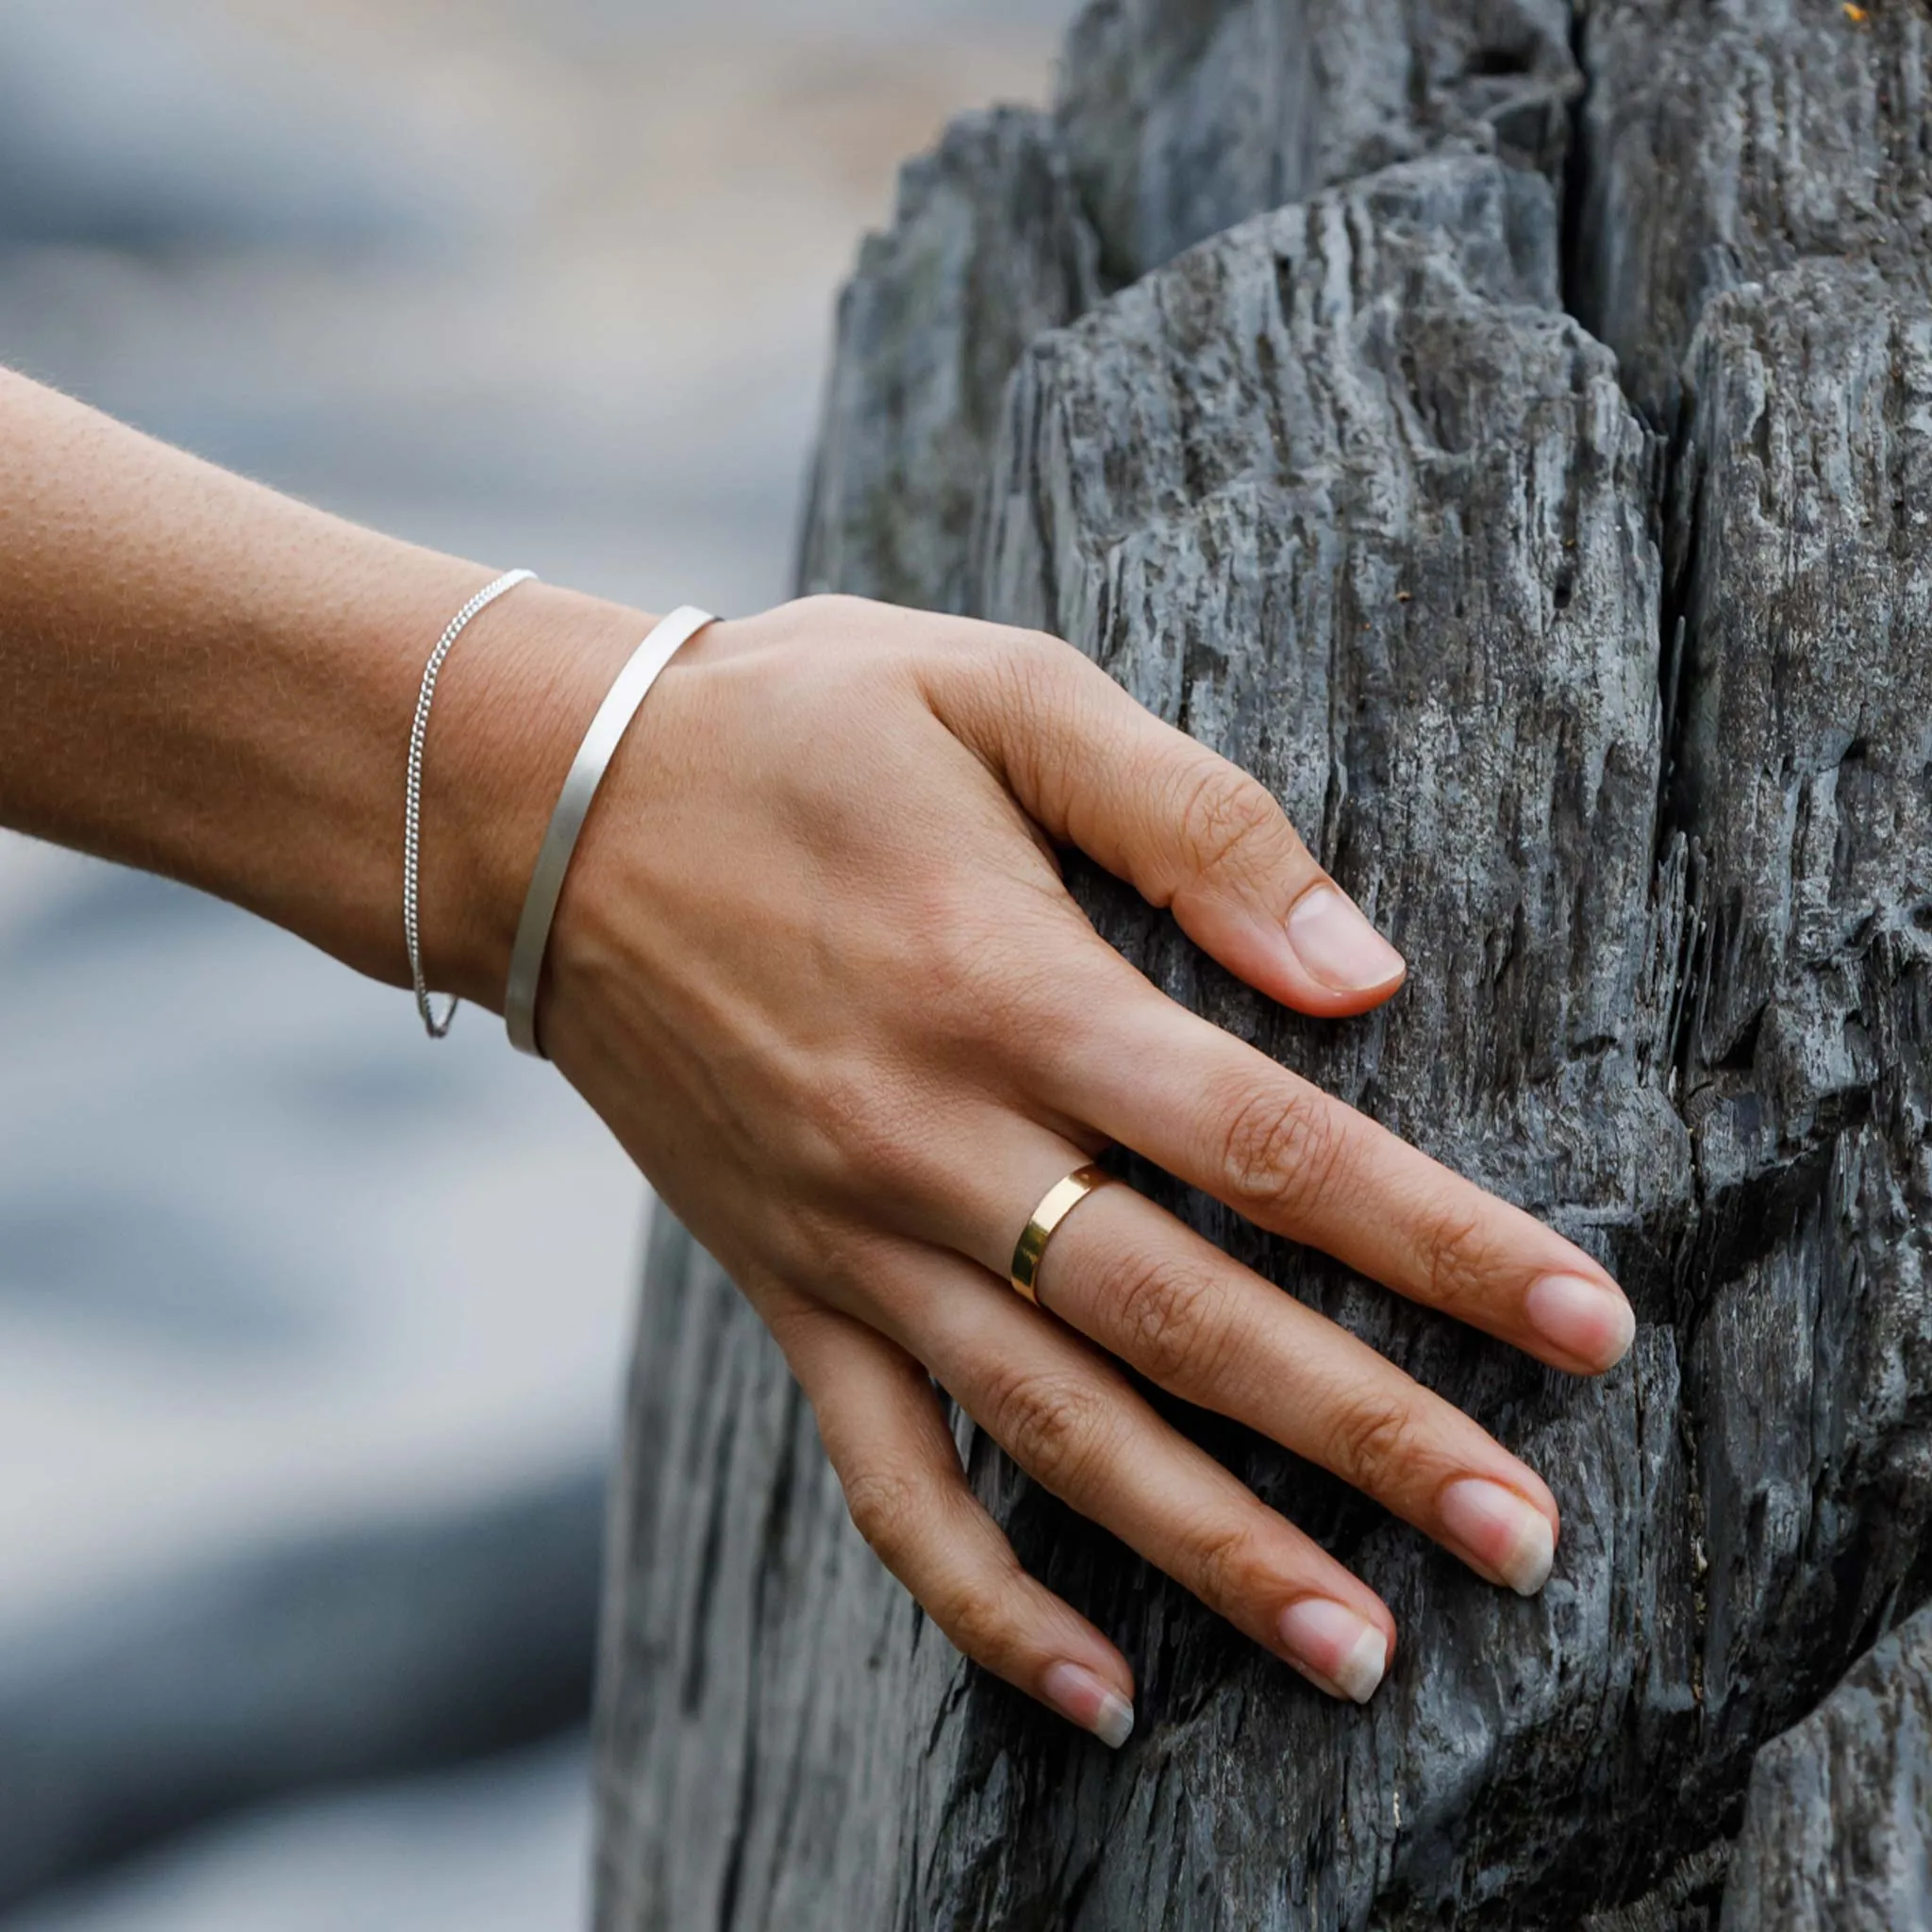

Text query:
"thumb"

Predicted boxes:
[[930, 627, 1406, 1017]]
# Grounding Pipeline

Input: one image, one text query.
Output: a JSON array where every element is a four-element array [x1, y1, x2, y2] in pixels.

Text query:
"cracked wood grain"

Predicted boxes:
[[593, 6, 1932, 1926]]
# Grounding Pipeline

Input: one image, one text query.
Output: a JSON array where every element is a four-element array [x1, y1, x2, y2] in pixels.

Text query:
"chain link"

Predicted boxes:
[[404, 568, 538, 1038]]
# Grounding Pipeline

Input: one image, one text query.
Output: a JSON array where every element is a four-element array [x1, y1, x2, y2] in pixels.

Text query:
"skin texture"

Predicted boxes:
[[0, 367, 1635, 1743]]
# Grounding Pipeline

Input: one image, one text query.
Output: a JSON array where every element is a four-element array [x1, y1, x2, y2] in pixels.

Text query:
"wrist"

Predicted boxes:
[[415, 581, 656, 1015]]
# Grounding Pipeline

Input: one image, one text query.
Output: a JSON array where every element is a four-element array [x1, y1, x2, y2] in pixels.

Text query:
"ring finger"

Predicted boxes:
[[928, 1126, 1559, 1598]]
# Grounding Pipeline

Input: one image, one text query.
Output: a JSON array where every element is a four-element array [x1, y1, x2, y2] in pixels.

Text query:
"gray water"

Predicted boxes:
[[0, 0, 1072, 1921]]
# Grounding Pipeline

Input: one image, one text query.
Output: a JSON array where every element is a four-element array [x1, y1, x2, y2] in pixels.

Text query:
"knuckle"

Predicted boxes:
[[1215, 1081, 1350, 1224], [981, 1364, 1112, 1496], [1331, 1391, 1429, 1497], [1188, 1517, 1266, 1610], [1172, 758, 1287, 882], [937, 1570, 1019, 1663], [924, 909, 1063, 1054], [842, 1466, 924, 1571], [918, 873, 1104, 1069], [1110, 1253, 1231, 1389], [808, 1066, 936, 1204], [970, 625, 1064, 731], [993, 625, 1067, 682], [1417, 1199, 1495, 1314]]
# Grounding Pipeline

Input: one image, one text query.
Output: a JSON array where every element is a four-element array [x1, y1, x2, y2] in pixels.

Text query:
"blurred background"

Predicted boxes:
[[0, 1, 1074, 1924]]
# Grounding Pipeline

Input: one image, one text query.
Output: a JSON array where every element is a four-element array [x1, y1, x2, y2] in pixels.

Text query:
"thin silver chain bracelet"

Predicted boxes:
[[404, 567, 538, 1039]]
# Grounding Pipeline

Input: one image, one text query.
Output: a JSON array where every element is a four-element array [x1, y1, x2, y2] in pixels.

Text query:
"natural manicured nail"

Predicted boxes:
[[1525, 1272, 1636, 1369], [1042, 1661, 1135, 1748], [1438, 1478, 1557, 1597], [1276, 1598, 1390, 1704], [1285, 885, 1406, 991]]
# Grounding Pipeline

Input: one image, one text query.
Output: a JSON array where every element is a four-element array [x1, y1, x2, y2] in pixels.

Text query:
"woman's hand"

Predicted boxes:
[[515, 594, 1635, 1745], [0, 349, 1625, 1752]]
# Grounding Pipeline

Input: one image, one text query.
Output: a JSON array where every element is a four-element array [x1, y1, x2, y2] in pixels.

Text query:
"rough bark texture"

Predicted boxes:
[[1574, 0, 1932, 425], [594, 3, 1932, 1926], [1056, 0, 1578, 282], [794, 107, 1101, 614], [1721, 1604, 1932, 1932]]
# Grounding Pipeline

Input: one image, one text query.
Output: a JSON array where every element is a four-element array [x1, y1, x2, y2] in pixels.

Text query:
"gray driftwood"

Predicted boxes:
[[1055, 0, 1578, 283], [1721, 1603, 1932, 1932], [594, 3, 1932, 1925], [795, 107, 1100, 614]]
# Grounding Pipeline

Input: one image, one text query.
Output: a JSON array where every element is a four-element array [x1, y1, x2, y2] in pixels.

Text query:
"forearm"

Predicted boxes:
[[0, 366, 645, 1004]]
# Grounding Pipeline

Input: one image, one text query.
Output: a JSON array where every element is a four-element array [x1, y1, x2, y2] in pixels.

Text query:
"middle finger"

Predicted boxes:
[[1014, 1176, 1560, 1597], [942, 1125, 1559, 1597], [1032, 962, 1637, 1377]]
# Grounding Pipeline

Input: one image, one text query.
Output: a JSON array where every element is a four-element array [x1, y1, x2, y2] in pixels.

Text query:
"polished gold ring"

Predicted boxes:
[[1010, 1162, 1114, 1305]]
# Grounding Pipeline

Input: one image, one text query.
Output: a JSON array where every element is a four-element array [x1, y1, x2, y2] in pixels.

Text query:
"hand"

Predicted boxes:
[[0, 369, 1624, 1741], [526, 594, 1636, 1745]]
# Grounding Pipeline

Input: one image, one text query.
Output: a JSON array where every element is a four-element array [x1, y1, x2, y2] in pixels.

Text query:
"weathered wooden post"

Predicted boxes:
[[592, 5, 1932, 1924]]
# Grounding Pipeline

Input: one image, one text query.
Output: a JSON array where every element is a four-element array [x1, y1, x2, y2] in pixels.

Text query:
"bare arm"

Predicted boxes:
[[0, 363, 638, 1000]]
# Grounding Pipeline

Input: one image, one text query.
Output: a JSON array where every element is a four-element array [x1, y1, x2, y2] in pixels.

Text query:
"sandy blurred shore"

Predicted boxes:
[[0, 0, 1073, 1922]]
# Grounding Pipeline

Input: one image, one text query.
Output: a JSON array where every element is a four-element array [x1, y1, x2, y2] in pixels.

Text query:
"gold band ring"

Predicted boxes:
[[1010, 1162, 1113, 1305]]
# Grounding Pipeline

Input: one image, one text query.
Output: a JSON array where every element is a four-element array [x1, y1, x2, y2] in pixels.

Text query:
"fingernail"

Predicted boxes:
[[1042, 1661, 1135, 1748], [1438, 1478, 1557, 1597], [1285, 886, 1406, 991], [1276, 1598, 1390, 1704], [1525, 1272, 1637, 1369]]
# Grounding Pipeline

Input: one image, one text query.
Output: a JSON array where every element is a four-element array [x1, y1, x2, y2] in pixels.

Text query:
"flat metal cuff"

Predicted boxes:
[[504, 604, 716, 1058]]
